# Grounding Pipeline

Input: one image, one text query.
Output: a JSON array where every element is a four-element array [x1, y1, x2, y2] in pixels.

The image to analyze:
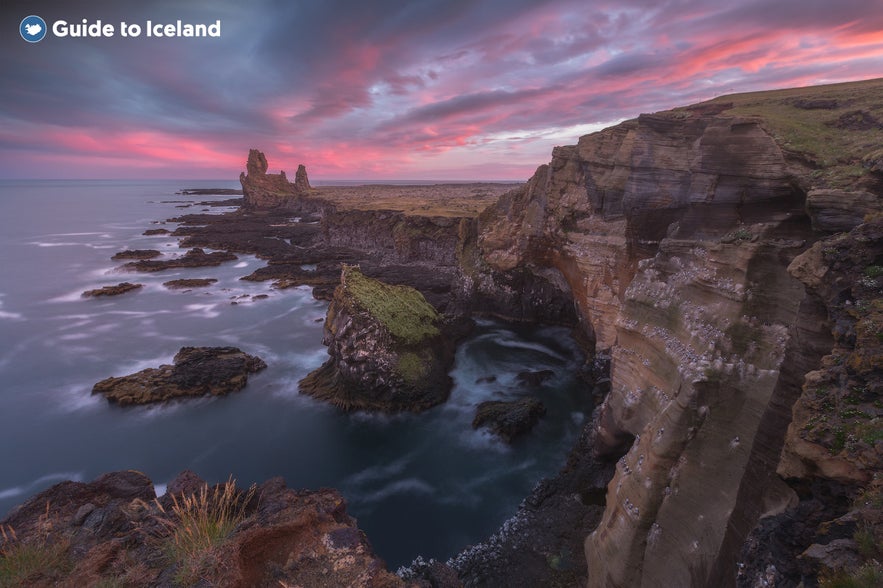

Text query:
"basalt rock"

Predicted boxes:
[[82, 282, 143, 297], [111, 249, 161, 260], [122, 247, 237, 272], [239, 149, 323, 212], [299, 265, 454, 412], [472, 397, 546, 443], [162, 278, 218, 289], [92, 346, 267, 405], [0, 471, 402, 587]]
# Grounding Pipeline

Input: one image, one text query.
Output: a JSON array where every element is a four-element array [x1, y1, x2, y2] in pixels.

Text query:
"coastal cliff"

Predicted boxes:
[[462, 78, 882, 586], [3, 79, 881, 587]]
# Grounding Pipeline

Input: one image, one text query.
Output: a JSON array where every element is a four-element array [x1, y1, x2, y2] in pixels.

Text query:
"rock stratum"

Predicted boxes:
[[457, 78, 883, 587]]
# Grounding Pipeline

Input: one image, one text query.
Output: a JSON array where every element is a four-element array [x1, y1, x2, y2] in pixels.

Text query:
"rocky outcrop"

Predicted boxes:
[[239, 148, 319, 210], [122, 247, 237, 272], [805, 189, 879, 232], [162, 278, 218, 289], [299, 265, 454, 412], [0, 470, 402, 587], [111, 249, 161, 260], [472, 398, 546, 443], [82, 282, 143, 297], [92, 346, 267, 405]]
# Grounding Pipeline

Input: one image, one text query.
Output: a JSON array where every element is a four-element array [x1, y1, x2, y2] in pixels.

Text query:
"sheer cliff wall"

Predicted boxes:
[[462, 82, 883, 587]]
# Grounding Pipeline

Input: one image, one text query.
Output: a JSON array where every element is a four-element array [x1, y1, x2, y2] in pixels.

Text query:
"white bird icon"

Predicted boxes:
[[24, 23, 42, 36]]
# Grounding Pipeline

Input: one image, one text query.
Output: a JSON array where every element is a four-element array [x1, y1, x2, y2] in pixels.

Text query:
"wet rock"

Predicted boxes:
[[92, 346, 267, 405], [122, 248, 237, 272], [142, 228, 170, 235], [162, 278, 218, 289], [472, 398, 546, 443], [300, 265, 454, 412], [516, 369, 555, 386], [177, 188, 243, 196], [111, 249, 161, 260], [82, 282, 143, 297]]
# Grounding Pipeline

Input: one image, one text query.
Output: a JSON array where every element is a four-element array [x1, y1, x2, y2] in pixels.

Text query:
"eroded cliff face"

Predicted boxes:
[[465, 84, 883, 587]]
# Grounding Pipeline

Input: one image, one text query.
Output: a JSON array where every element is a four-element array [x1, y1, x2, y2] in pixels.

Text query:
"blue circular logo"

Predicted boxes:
[[20, 15, 47, 43]]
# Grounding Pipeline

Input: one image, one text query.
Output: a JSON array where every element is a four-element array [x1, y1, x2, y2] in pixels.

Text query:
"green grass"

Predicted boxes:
[[155, 479, 254, 586], [342, 265, 439, 345], [820, 562, 883, 588], [680, 78, 883, 189]]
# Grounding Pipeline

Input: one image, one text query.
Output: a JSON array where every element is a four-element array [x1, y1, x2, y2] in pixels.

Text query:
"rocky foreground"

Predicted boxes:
[[0, 471, 403, 587], [3, 78, 883, 587]]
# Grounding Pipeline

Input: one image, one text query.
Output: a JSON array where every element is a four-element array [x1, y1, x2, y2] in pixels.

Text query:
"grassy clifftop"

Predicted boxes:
[[683, 77, 883, 188]]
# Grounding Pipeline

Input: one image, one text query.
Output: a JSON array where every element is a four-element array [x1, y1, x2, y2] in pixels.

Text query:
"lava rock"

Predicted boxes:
[[122, 248, 237, 272], [82, 282, 143, 297], [162, 278, 218, 289], [472, 397, 546, 443], [92, 346, 267, 405]]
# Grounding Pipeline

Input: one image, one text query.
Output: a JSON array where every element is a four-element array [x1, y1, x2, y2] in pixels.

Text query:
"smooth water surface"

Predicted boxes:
[[0, 180, 591, 566]]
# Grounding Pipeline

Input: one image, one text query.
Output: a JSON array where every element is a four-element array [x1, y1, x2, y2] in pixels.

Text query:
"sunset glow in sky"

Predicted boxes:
[[2, 0, 882, 180]]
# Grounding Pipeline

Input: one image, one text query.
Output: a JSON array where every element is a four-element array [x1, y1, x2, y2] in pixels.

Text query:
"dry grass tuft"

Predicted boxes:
[[154, 478, 256, 586], [0, 504, 71, 587]]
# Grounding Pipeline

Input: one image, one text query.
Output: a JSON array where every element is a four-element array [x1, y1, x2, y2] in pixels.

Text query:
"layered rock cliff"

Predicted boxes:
[[461, 78, 883, 587]]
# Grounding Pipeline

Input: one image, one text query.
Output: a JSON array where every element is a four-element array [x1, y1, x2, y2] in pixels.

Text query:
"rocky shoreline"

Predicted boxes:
[[4, 79, 883, 587]]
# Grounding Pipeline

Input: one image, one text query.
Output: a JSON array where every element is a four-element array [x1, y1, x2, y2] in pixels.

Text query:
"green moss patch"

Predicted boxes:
[[396, 351, 429, 386], [341, 266, 439, 345]]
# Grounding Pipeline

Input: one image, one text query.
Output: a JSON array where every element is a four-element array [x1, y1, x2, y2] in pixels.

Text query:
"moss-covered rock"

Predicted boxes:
[[299, 266, 454, 412]]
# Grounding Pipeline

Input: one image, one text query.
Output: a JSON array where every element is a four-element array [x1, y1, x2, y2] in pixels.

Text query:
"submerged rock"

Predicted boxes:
[[472, 398, 547, 443], [299, 265, 454, 412], [92, 346, 267, 405], [162, 278, 218, 289], [82, 282, 143, 297], [516, 369, 555, 386], [111, 249, 161, 260]]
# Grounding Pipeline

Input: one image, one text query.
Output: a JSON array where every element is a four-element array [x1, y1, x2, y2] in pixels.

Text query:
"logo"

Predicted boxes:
[[20, 15, 47, 43]]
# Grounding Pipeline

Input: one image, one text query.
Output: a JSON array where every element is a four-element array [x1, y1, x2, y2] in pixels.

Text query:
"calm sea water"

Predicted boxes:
[[0, 179, 591, 567]]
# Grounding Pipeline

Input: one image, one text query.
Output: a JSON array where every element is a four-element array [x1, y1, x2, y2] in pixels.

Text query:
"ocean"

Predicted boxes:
[[0, 179, 591, 567]]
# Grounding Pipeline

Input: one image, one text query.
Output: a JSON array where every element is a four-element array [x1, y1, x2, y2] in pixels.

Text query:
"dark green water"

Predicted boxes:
[[0, 180, 591, 567]]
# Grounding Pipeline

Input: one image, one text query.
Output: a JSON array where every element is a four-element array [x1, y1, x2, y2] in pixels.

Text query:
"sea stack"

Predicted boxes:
[[239, 148, 311, 209], [299, 265, 454, 412]]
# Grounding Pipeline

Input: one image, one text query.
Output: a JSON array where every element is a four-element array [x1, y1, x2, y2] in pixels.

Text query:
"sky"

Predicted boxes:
[[1, 0, 882, 181]]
